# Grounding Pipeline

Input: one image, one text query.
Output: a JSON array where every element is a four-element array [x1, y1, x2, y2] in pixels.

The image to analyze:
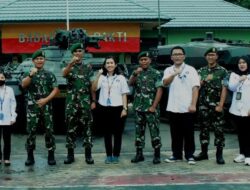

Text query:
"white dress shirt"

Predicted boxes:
[[97, 74, 130, 107], [162, 63, 200, 113], [0, 85, 17, 125], [228, 72, 250, 116]]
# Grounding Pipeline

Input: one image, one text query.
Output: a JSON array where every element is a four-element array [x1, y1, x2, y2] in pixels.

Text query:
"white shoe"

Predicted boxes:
[[234, 154, 245, 163], [244, 158, 250, 166], [187, 158, 196, 165]]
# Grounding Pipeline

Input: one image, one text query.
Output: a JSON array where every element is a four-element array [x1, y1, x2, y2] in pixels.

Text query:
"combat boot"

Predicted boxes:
[[153, 148, 161, 164], [194, 144, 208, 161], [85, 147, 94, 164], [64, 148, 75, 164], [25, 149, 35, 166], [131, 148, 144, 163], [216, 147, 225, 165], [48, 150, 56, 165]]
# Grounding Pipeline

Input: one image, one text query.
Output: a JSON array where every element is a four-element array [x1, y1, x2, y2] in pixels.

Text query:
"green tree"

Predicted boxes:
[[225, 0, 250, 9]]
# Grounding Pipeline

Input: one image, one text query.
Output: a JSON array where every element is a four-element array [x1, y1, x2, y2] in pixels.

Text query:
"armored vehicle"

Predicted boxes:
[[153, 35, 250, 72]]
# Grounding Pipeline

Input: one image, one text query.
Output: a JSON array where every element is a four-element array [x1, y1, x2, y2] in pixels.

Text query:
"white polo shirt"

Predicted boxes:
[[162, 63, 200, 113], [97, 74, 130, 107], [228, 72, 250, 116], [0, 85, 17, 125]]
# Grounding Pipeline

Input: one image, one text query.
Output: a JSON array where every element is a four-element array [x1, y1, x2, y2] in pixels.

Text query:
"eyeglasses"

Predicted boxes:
[[172, 53, 184, 57]]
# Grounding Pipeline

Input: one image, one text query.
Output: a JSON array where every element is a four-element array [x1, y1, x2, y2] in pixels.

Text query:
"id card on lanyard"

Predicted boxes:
[[106, 75, 117, 106], [0, 87, 6, 121]]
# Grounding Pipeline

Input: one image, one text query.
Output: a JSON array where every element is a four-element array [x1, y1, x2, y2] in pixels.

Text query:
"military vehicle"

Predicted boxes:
[[153, 33, 250, 71], [1, 28, 106, 96]]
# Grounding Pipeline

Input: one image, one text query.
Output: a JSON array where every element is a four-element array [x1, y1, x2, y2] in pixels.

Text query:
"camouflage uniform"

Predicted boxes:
[[64, 61, 93, 149], [132, 67, 162, 149], [198, 65, 228, 148], [24, 69, 58, 151]]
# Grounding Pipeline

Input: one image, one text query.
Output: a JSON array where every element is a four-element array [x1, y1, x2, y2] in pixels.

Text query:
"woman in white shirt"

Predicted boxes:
[[228, 56, 250, 166], [0, 72, 17, 166], [92, 56, 130, 164]]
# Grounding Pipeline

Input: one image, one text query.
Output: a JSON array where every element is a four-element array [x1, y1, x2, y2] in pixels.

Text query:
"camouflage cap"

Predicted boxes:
[[32, 50, 45, 60], [137, 51, 151, 60], [204, 47, 218, 56], [70, 43, 84, 53]]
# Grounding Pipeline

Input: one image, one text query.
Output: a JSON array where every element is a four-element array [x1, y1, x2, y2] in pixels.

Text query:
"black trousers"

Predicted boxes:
[[231, 114, 250, 157], [169, 112, 195, 160], [0, 125, 12, 160], [99, 105, 126, 157]]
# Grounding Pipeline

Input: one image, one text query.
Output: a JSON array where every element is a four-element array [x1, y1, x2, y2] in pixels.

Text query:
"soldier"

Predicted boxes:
[[21, 50, 59, 166], [128, 51, 163, 164], [62, 43, 94, 165], [194, 47, 228, 164]]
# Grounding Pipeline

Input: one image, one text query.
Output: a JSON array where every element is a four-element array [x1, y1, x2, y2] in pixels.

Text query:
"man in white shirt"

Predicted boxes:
[[162, 46, 200, 165]]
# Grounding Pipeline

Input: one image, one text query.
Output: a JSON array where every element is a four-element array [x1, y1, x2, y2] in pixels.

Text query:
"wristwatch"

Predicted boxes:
[[123, 107, 128, 111]]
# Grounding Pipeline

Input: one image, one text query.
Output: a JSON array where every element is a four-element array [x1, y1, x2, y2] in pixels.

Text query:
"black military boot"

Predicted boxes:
[[131, 148, 144, 163], [194, 144, 209, 161], [153, 148, 161, 164], [48, 150, 56, 165], [64, 148, 75, 164], [25, 149, 35, 166], [85, 147, 94, 165], [216, 147, 225, 165]]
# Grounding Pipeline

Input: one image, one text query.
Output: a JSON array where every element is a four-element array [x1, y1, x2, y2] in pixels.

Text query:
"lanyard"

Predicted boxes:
[[0, 87, 6, 111], [107, 75, 117, 98]]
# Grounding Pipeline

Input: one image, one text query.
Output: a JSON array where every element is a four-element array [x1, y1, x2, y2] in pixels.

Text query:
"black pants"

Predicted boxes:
[[231, 114, 250, 157], [169, 112, 195, 160], [99, 105, 126, 157], [0, 125, 12, 160]]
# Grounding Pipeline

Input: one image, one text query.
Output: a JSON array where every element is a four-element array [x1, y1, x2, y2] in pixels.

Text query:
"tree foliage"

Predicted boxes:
[[225, 0, 250, 9]]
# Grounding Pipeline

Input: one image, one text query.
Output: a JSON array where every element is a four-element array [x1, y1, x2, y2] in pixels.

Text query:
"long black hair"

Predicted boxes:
[[101, 56, 120, 76], [235, 56, 250, 75]]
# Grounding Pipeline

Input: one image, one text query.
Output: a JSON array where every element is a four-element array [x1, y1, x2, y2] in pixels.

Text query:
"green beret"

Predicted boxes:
[[70, 43, 84, 53], [32, 50, 45, 60], [138, 51, 151, 60], [204, 47, 218, 56]]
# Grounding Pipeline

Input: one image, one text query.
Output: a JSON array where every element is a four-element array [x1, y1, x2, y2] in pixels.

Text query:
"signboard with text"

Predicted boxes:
[[2, 23, 140, 53]]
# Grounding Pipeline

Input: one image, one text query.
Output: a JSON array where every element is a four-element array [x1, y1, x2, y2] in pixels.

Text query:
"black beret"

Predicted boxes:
[[70, 43, 84, 53], [138, 51, 151, 60], [32, 50, 45, 60], [204, 47, 218, 56]]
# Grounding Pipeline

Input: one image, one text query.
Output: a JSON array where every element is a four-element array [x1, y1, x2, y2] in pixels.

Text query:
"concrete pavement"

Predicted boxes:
[[0, 114, 250, 189]]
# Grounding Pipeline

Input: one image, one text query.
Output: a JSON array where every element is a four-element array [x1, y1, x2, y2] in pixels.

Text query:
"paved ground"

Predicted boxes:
[[1, 114, 250, 189]]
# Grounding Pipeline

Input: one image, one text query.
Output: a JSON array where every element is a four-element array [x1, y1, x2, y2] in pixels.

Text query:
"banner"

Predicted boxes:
[[2, 23, 140, 53]]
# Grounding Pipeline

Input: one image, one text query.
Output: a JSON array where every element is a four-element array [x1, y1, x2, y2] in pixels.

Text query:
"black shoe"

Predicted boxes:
[[153, 156, 161, 164], [131, 148, 144, 163], [85, 147, 94, 164], [152, 148, 161, 164], [216, 148, 225, 165], [25, 150, 35, 166], [64, 148, 75, 164], [85, 157, 94, 164], [193, 152, 208, 161], [48, 150, 56, 165], [64, 156, 75, 164]]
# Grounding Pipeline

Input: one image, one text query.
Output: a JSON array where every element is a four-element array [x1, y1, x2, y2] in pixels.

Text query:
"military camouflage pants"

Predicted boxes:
[[134, 111, 161, 149], [26, 104, 55, 151], [65, 104, 93, 149], [198, 105, 225, 148]]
